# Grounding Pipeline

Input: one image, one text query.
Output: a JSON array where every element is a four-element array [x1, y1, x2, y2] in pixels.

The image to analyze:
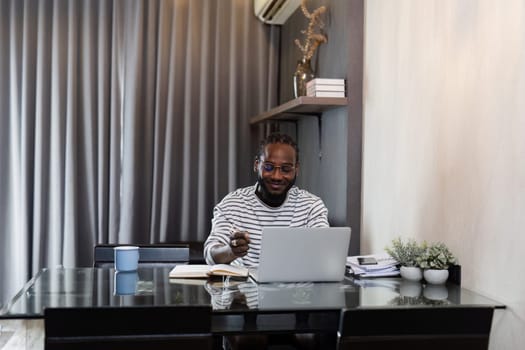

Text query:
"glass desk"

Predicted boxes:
[[0, 267, 504, 348]]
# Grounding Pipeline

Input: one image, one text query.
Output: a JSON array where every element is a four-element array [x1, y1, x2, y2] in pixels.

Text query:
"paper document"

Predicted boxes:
[[346, 254, 400, 277]]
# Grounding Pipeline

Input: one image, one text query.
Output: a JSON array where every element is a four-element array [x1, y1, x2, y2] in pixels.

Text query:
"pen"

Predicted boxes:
[[230, 227, 238, 247]]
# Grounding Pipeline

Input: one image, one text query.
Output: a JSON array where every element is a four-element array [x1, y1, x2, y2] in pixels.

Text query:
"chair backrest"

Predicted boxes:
[[337, 307, 494, 350], [93, 243, 201, 268], [44, 305, 213, 350]]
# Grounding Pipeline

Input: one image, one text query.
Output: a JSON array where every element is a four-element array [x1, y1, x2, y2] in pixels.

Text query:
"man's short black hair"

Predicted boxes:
[[257, 133, 299, 162]]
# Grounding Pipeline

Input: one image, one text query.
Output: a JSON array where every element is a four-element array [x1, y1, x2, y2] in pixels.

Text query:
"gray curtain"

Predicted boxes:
[[0, 0, 279, 305]]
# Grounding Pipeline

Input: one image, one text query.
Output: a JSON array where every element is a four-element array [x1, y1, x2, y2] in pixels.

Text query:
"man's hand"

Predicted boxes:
[[229, 230, 250, 258], [210, 230, 251, 264]]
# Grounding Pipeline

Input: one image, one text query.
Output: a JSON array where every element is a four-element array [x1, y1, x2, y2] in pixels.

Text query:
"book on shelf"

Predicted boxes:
[[169, 264, 249, 279], [307, 91, 346, 98], [307, 78, 345, 87], [307, 84, 345, 92]]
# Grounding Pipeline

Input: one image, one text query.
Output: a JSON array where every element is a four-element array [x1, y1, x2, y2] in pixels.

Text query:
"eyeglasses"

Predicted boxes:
[[260, 162, 296, 174]]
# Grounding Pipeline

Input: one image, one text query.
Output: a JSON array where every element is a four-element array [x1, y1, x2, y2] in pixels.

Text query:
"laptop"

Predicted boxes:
[[249, 227, 351, 283]]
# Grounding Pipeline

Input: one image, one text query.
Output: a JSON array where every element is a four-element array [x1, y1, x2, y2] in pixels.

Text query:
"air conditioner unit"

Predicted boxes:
[[254, 0, 301, 25]]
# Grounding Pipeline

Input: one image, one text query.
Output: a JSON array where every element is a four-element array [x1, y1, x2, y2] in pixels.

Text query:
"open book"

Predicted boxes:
[[169, 264, 249, 279]]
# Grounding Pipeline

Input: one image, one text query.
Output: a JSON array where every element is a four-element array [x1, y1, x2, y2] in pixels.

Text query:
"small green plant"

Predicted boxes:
[[385, 237, 426, 267], [416, 242, 457, 270]]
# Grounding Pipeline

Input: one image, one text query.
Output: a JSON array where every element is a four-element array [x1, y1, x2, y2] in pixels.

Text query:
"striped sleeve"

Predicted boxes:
[[204, 204, 234, 265], [204, 185, 330, 266], [306, 196, 329, 228]]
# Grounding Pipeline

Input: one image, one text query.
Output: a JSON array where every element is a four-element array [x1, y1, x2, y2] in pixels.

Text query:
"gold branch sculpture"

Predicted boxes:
[[294, 0, 327, 61]]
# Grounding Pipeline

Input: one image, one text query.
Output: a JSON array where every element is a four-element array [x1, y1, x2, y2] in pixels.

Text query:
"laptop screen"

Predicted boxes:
[[250, 227, 351, 283]]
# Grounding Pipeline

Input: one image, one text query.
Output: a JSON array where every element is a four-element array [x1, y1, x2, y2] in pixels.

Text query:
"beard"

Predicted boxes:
[[256, 174, 296, 207]]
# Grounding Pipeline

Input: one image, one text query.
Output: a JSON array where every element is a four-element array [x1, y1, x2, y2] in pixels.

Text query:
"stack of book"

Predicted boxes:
[[306, 78, 346, 98], [346, 253, 400, 278]]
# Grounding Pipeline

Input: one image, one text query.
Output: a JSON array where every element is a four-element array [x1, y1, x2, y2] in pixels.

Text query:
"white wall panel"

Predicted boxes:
[[362, 1, 525, 348]]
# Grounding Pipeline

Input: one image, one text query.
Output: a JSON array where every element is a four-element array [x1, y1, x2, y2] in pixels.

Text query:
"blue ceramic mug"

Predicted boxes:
[[114, 246, 139, 271]]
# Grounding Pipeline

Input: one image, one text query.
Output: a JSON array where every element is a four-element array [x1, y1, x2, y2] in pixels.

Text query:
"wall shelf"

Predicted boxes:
[[249, 96, 348, 125]]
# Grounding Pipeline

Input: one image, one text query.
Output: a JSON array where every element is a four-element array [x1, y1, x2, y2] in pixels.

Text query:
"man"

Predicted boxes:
[[204, 133, 329, 267], [204, 133, 328, 349], [204, 134, 329, 350]]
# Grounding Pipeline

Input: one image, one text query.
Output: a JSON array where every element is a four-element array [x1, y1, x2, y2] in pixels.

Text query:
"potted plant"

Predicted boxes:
[[416, 242, 457, 284], [385, 237, 426, 281]]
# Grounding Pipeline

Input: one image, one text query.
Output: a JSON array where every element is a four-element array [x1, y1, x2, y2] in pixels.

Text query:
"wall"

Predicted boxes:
[[279, 0, 362, 255], [362, 1, 525, 348]]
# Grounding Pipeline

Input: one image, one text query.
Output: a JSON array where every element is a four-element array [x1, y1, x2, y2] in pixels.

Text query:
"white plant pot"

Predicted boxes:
[[423, 269, 449, 284], [400, 266, 423, 282]]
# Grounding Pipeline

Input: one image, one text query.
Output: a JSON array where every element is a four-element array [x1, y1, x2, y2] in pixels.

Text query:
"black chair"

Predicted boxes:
[[44, 305, 213, 350], [93, 242, 205, 268], [337, 307, 494, 350]]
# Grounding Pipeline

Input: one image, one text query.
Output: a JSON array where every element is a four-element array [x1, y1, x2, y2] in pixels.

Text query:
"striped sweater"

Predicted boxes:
[[204, 184, 329, 267]]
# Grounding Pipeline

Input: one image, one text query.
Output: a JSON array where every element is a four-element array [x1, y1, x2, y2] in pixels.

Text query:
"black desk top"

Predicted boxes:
[[0, 266, 503, 319]]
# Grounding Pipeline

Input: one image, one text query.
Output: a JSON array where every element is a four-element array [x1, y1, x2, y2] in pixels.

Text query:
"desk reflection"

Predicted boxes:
[[201, 278, 348, 311], [1, 267, 503, 319], [114, 271, 138, 295], [349, 276, 462, 307]]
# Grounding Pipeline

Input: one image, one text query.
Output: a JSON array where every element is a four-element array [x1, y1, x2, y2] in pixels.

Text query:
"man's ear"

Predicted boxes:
[[253, 159, 259, 172], [295, 162, 300, 176]]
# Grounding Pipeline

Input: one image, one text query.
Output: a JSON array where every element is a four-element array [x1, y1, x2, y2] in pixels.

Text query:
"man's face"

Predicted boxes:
[[255, 143, 299, 197]]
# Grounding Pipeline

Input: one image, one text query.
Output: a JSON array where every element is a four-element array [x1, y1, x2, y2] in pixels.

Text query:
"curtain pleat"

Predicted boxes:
[[0, 0, 278, 305]]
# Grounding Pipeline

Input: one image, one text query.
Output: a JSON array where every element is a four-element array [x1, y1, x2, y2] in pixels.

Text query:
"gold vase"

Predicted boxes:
[[293, 57, 315, 98]]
